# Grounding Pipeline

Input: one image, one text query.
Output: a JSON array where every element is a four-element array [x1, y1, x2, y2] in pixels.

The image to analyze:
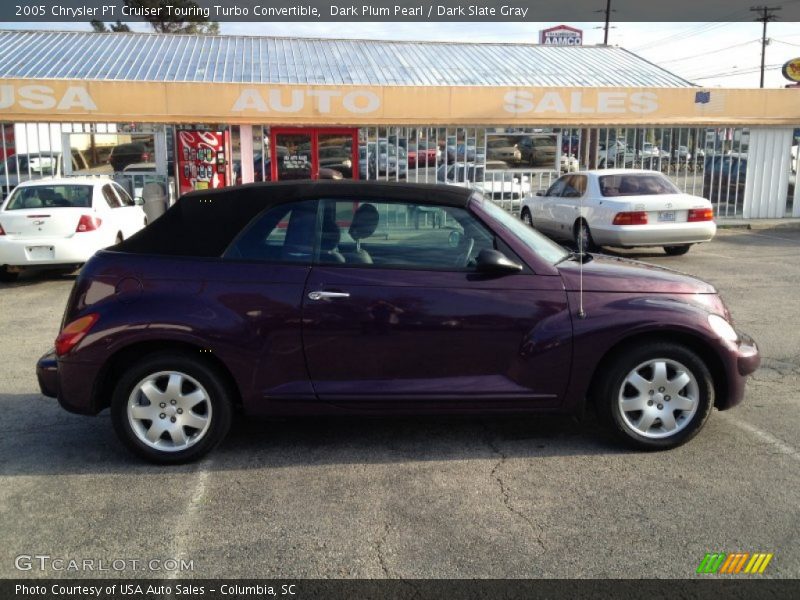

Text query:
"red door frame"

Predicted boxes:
[[269, 127, 359, 181]]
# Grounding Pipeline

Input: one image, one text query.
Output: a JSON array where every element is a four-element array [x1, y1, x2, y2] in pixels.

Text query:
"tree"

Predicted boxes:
[[91, 20, 131, 32], [125, 1, 220, 34]]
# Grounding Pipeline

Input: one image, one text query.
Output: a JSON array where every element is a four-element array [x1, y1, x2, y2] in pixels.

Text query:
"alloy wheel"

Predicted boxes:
[[617, 358, 699, 439], [127, 371, 212, 451]]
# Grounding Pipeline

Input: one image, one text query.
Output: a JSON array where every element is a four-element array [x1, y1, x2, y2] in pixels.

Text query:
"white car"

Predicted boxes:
[[437, 163, 532, 205], [520, 170, 716, 256], [0, 177, 147, 281]]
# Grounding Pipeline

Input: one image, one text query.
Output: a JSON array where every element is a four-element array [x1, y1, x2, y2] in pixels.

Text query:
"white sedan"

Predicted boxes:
[[520, 170, 716, 256], [0, 177, 147, 281]]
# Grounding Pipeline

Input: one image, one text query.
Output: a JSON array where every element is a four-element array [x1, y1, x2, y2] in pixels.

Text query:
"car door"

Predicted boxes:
[[301, 198, 572, 409], [531, 177, 566, 235], [551, 175, 589, 239], [111, 182, 146, 238], [220, 199, 319, 406]]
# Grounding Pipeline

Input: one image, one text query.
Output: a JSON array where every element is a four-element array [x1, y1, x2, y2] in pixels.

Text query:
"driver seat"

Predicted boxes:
[[344, 204, 379, 264]]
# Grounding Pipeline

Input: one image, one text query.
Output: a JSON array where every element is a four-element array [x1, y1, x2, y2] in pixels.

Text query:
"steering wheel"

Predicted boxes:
[[454, 237, 475, 268]]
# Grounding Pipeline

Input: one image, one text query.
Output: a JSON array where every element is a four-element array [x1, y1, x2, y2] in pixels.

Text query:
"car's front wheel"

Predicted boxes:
[[111, 353, 233, 464], [521, 208, 533, 227], [664, 245, 691, 256], [597, 342, 714, 450]]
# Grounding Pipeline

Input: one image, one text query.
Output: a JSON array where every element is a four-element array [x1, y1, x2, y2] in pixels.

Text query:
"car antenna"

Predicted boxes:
[[578, 186, 586, 320]]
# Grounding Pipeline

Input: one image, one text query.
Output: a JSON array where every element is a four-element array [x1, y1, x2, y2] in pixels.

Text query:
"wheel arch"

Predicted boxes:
[[91, 339, 243, 413], [584, 329, 728, 411]]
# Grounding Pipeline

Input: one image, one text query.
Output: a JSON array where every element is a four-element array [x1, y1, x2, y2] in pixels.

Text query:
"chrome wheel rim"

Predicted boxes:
[[127, 371, 212, 452], [617, 358, 699, 439]]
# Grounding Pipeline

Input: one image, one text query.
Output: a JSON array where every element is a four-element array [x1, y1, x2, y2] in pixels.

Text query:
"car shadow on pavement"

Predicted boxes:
[[0, 393, 629, 475], [0, 269, 78, 288]]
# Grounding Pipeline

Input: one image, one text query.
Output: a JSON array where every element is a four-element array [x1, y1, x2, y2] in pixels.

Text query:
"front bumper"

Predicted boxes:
[[719, 331, 760, 410]]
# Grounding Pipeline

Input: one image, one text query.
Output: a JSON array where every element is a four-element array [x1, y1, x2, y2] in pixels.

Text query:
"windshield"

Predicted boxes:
[[474, 195, 569, 265], [4, 185, 93, 210], [599, 174, 680, 197]]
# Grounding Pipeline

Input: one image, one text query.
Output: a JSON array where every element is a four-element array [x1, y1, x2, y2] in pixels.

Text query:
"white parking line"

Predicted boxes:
[[718, 412, 800, 464], [167, 464, 211, 581]]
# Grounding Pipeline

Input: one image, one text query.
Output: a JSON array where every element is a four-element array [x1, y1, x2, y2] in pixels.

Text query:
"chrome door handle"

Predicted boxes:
[[308, 291, 350, 301]]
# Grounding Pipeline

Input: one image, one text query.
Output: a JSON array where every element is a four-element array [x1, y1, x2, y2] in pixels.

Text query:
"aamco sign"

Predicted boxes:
[[539, 25, 583, 46]]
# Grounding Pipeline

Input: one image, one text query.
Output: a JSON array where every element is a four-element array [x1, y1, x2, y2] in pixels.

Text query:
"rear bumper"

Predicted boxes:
[[0, 234, 101, 267], [593, 222, 717, 247], [36, 349, 104, 415], [36, 349, 59, 398]]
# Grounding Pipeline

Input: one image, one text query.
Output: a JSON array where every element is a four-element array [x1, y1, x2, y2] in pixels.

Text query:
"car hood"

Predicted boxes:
[[557, 253, 716, 294]]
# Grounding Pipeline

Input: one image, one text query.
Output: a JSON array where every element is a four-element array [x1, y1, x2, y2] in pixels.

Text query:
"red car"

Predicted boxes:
[[407, 142, 438, 168]]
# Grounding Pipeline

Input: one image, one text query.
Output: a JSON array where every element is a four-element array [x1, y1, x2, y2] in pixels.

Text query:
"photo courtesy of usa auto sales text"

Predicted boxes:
[[15, 583, 298, 596]]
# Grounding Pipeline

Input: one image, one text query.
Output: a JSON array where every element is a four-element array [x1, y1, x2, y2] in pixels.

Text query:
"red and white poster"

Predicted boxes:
[[176, 130, 230, 196], [1, 124, 15, 161]]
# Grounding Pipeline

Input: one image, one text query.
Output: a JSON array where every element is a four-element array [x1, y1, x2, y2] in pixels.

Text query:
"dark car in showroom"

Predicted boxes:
[[37, 181, 759, 463]]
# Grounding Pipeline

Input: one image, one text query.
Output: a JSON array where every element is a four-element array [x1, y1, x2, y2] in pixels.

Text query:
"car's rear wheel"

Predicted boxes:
[[574, 219, 598, 253], [0, 266, 19, 282], [664, 245, 691, 256], [521, 208, 533, 227], [597, 342, 714, 450], [111, 353, 232, 464]]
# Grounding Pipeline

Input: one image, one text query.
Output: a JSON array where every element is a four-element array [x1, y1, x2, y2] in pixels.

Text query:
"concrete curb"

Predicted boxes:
[[717, 219, 800, 231]]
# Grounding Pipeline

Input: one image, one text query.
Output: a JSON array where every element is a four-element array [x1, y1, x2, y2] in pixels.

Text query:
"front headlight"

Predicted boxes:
[[708, 314, 739, 343]]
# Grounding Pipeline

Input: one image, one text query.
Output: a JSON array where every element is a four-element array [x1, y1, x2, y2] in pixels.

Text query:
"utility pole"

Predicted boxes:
[[751, 5, 781, 88], [603, 0, 612, 45]]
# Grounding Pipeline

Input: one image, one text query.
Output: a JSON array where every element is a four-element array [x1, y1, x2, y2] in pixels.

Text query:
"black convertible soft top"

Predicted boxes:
[[116, 181, 474, 258]]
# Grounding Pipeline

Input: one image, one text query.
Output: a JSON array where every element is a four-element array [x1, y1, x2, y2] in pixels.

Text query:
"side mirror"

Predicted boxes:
[[475, 249, 523, 274]]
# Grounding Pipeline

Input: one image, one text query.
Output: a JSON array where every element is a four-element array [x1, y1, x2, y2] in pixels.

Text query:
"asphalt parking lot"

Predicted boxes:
[[0, 228, 798, 580]]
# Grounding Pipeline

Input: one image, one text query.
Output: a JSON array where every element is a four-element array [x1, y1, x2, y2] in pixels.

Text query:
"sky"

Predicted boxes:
[[2, 20, 799, 88]]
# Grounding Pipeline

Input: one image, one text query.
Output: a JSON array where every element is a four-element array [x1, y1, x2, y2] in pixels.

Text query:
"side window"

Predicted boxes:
[[561, 175, 585, 198], [101, 185, 121, 208], [113, 183, 135, 206], [317, 199, 496, 270], [544, 178, 566, 197], [224, 200, 318, 263]]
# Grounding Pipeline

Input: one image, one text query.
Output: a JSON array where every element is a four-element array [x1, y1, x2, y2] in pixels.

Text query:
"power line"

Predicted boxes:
[[773, 38, 800, 47], [751, 5, 782, 88], [692, 64, 783, 80], [632, 12, 752, 53], [659, 39, 761, 64]]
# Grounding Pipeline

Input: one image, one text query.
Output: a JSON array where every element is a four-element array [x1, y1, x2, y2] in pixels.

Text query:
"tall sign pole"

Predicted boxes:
[[751, 5, 782, 88]]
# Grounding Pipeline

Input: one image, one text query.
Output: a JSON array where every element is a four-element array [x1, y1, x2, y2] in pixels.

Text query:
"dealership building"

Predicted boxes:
[[0, 29, 798, 218]]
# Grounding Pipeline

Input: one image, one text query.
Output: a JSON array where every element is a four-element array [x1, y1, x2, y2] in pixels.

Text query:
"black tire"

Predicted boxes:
[[574, 219, 598, 253], [664, 245, 691, 256], [521, 208, 533, 227], [0, 266, 19, 282], [596, 342, 714, 450], [111, 353, 233, 464]]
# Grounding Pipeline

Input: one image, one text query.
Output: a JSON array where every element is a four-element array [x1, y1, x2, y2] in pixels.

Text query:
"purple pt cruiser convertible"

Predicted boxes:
[[36, 181, 759, 463]]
